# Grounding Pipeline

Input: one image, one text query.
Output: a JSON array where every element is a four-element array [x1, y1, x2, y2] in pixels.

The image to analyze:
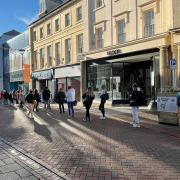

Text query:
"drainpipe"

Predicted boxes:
[[111, 0, 113, 46]]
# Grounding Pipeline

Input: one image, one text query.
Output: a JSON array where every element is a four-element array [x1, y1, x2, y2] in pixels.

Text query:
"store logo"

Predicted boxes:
[[107, 49, 121, 56]]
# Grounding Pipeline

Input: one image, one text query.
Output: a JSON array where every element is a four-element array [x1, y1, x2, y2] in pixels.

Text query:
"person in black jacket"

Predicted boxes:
[[130, 83, 143, 128], [33, 89, 41, 112], [82, 87, 95, 122], [42, 87, 51, 110], [25, 90, 35, 118], [56, 88, 66, 113]]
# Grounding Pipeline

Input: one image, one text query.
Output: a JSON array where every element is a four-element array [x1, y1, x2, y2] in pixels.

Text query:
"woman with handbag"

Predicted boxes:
[[82, 87, 95, 122]]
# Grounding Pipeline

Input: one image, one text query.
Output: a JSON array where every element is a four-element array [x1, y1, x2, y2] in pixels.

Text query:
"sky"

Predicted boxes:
[[0, 0, 39, 35]]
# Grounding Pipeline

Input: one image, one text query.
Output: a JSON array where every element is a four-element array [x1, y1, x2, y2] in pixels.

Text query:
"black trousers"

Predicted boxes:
[[85, 103, 92, 120], [59, 103, 64, 113], [99, 101, 105, 117]]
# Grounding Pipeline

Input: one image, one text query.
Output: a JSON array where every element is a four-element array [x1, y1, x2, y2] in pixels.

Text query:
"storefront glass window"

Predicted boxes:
[[87, 63, 112, 100]]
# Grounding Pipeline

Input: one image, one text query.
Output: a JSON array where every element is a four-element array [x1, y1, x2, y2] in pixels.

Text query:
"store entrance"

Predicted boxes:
[[112, 61, 153, 104]]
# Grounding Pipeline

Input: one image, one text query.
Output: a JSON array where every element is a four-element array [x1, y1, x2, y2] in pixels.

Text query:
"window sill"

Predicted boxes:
[[65, 24, 72, 29], [76, 19, 83, 24]]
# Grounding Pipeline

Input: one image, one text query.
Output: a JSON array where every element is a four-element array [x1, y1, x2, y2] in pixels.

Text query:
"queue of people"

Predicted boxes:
[[1, 83, 144, 128]]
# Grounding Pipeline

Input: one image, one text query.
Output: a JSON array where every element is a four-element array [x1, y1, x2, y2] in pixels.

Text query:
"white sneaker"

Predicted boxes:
[[136, 124, 140, 128], [100, 116, 106, 120], [132, 124, 137, 128], [83, 118, 87, 122]]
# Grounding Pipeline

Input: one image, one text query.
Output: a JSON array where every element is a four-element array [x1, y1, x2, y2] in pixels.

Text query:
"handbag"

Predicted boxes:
[[73, 100, 77, 106]]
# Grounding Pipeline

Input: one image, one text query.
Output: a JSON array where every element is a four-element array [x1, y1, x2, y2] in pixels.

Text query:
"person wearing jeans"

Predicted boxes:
[[130, 83, 143, 128], [43, 87, 51, 111], [66, 86, 75, 117]]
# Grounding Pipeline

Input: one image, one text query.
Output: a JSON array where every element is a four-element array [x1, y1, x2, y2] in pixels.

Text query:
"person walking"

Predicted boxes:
[[82, 87, 95, 122], [66, 86, 75, 117], [25, 90, 35, 118], [33, 89, 41, 112], [99, 85, 109, 120], [42, 87, 51, 110], [130, 83, 143, 128], [56, 88, 66, 113]]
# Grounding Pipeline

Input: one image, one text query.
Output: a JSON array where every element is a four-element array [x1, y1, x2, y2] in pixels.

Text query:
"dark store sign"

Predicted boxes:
[[31, 69, 53, 80], [107, 49, 121, 56], [10, 70, 23, 82]]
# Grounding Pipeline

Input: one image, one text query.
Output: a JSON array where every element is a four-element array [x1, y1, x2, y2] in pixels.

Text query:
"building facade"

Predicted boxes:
[[81, 0, 180, 105], [0, 30, 20, 91], [30, 0, 85, 100], [4, 30, 30, 94]]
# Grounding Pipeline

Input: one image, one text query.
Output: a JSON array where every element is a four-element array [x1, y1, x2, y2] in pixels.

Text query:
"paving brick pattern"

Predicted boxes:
[[0, 104, 180, 180]]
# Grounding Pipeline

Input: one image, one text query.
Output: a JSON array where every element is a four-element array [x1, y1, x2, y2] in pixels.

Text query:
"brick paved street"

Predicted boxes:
[[0, 104, 180, 180]]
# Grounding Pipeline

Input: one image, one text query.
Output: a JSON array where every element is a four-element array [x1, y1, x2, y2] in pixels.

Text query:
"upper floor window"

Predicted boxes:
[[117, 19, 126, 44], [47, 45, 52, 67], [65, 38, 71, 64], [77, 34, 83, 54], [96, 0, 103, 8], [47, 23, 51, 36], [40, 48, 45, 69], [144, 10, 154, 37], [33, 31, 37, 42], [55, 18, 60, 32], [65, 13, 71, 27], [33, 51, 37, 70], [55, 42, 61, 66], [76, 6, 82, 22], [95, 27, 104, 49], [40, 27, 44, 39]]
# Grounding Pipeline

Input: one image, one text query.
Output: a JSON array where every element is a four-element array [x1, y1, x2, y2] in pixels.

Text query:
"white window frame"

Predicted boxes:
[[55, 42, 61, 66], [65, 38, 71, 64], [77, 34, 83, 54], [144, 10, 155, 37], [40, 27, 44, 39], [47, 23, 51, 36], [65, 13, 71, 27], [96, 0, 104, 9], [95, 27, 104, 49], [117, 19, 126, 44], [76, 6, 82, 22], [47, 45, 52, 67], [55, 18, 60, 32], [40, 48, 45, 69]]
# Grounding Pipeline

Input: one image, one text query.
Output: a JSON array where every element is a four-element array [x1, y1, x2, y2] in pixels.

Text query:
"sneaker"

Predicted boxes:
[[136, 124, 140, 128], [83, 118, 87, 122], [132, 124, 137, 128]]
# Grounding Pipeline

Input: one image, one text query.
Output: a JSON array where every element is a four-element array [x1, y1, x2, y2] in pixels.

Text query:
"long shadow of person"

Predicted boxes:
[[34, 120, 53, 142]]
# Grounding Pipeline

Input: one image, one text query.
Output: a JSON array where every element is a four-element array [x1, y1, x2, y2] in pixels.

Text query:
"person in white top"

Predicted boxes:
[[66, 86, 75, 117]]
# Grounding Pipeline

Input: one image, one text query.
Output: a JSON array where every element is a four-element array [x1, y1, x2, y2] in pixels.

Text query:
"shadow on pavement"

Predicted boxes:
[[33, 120, 52, 142]]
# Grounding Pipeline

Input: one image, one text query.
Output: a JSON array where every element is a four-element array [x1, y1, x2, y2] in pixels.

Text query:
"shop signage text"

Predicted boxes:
[[10, 70, 23, 82], [31, 69, 53, 80], [107, 49, 121, 56]]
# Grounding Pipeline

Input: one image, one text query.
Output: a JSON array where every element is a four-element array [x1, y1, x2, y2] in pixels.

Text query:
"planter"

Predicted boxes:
[[157, 92, 179, 125]]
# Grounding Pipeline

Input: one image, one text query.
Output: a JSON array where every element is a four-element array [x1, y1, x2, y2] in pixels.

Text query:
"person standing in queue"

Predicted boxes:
[[33, 89, 41, 112], [82, 87, 95, 122], [66, 86, 75, 117], [130, 83, 143, 128], [56, 88, 66, 113], [99, 85, 109, 120], [43, 87, 51, 111]]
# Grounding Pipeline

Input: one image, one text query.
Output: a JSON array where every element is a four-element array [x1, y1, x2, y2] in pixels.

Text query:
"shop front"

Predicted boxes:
[[9, 70, 24, 92], [31, 69, 54, 94], [86, 49, 160, 105], [55, 64, 81, 101]]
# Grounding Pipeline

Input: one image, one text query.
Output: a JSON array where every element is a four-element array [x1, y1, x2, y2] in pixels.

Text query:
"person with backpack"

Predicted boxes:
[[25, 90, 35, 118], [42, 87, 51, 110], [130, 83, 143, 128], [99, 85, 109, 120], [82, 87, 95, 122], [56, 88, 66, 113]]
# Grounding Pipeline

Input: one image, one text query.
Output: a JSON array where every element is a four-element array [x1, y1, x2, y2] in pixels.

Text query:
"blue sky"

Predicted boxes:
[[0, 0, 39, 35]]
